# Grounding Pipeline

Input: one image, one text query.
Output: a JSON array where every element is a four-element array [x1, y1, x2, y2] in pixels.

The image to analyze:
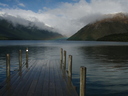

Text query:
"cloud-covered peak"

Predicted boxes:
[[0, 0, 128, 37], [0, 12, 58, 33]]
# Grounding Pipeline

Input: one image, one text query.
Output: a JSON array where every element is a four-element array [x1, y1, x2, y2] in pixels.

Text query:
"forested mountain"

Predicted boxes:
[[68, 13, 128, 41], [0, 17, 64, 40]]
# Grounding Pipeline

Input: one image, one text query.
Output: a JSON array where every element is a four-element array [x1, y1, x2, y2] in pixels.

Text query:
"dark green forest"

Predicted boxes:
[[68, 13, 128, 41], [0, 18, 64, 40]]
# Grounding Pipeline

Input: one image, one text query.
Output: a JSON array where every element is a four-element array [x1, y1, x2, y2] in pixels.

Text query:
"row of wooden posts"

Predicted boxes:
[[5, 47, 86, 96], [60, 48, 86, 96], [6, 48, 29, 79]]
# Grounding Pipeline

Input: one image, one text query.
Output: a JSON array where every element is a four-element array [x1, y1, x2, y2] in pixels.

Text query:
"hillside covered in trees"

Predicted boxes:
[[0, 17, 64, 40], [68, 13, 128, 41]]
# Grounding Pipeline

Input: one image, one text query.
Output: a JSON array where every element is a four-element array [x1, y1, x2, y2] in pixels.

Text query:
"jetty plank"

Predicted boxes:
[[54, 60, 64, 96], [0, 60, 33, 96], [33, 60, 47, 96], [0, 59, 78, 96]]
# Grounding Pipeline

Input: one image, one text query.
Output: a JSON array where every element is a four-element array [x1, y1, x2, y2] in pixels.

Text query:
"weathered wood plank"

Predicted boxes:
[[54, 60, 65, 96], [11, 60, 39, 96], [49, 60, 56, 96], [33, 60, 47, 96], [26, 60, 43, 96], [56, 59, 78, 96], [17, 60, 41, 96], [0, 60, 34, 96], [0, 59, 78, 96], [56, 60, 71, 96], [42, 60, 50, 96]]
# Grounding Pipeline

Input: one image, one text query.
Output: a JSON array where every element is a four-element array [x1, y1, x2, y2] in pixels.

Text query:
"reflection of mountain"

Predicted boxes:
[[80, 46, 128, 68]]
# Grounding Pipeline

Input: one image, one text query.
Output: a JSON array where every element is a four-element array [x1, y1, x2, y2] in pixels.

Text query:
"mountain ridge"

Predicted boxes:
[[68, 13, 128, 41], [0, 17, 65, 40]]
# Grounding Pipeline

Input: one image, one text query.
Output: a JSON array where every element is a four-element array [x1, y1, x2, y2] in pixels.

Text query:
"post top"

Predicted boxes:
[[26, 48, 28, 52], [80, 66, 86, 69], [6, 54, 10, 56]]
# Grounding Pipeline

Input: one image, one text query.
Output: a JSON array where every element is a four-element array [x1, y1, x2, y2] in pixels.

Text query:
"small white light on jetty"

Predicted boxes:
[[26, 48, 28, 52]]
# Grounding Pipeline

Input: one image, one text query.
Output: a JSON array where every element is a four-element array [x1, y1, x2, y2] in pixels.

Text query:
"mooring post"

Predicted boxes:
[[19, 50, 22, 67], [68, 55, 72, 79], [19, 50, 22, 76], [26, 47, 28, 68], [80, 66, 86, 96], [60, 48, 63, 66], [6, 54, 10, 79], [63, 50, 66, 70]]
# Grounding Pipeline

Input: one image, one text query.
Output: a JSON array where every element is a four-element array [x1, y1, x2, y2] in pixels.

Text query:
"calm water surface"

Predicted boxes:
[[0, 40, 128, 96]]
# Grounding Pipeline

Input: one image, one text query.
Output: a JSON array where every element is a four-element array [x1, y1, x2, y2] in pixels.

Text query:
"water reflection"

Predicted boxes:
[[75, 46, 128, 96], [79, 46, 128, 68], [0, 41, 128, 96]]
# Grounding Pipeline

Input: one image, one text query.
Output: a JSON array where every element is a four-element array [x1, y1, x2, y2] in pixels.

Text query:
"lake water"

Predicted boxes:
[[0, 40, 128, 96]]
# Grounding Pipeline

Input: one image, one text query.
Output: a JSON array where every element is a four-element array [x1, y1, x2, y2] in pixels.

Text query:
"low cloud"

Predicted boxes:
[[0, 13, 58, 33], [0, 0, 128, 36]]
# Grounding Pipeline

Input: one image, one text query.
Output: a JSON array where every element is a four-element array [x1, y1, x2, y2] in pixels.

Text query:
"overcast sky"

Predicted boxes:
[[0, 0, 128, 37]]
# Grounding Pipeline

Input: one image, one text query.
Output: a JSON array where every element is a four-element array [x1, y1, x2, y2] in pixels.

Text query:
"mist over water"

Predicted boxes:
[[0, 40, 128, 96]]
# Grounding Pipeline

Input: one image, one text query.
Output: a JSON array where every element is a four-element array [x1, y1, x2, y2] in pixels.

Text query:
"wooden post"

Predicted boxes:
[[19, 50, 22, 76], [63, 50, 66, 70], [19, 50, 22, 67], [6, 54, 10, 79], [60, 48, 63, 65], [80, 66, 86, 96], [26, 48, 28, 68], [68, 55, 72, 79]]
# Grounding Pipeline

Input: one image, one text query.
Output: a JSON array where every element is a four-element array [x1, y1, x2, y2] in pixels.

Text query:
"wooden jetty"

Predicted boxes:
[[0, 48, 86, 96]]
